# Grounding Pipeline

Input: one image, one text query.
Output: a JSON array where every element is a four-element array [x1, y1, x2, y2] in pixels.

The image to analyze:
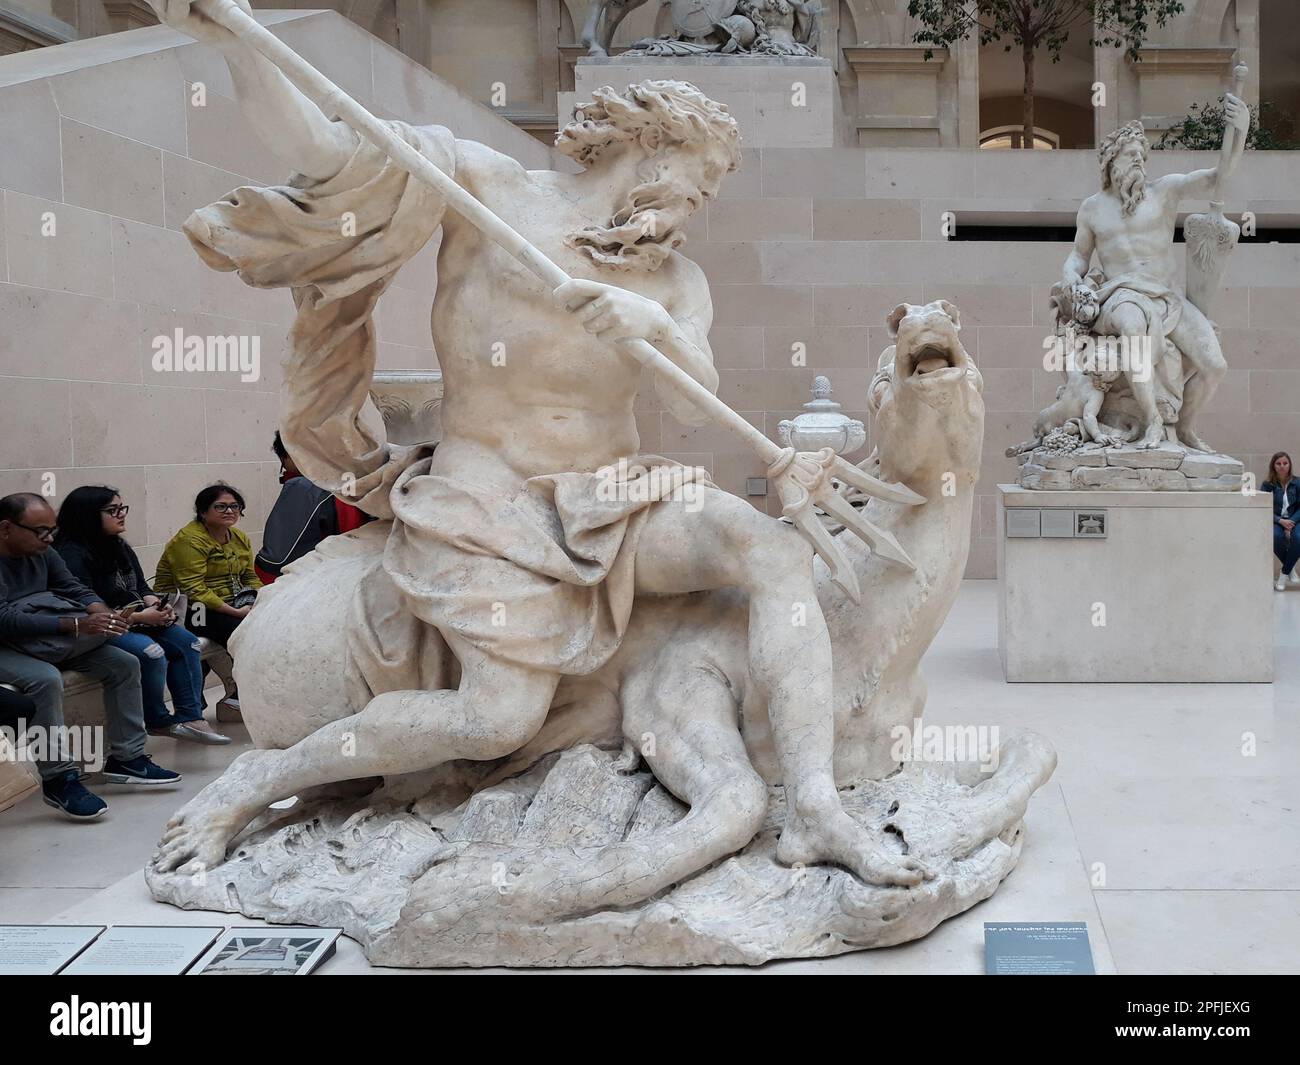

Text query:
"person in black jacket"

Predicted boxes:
[[1263, 452, 1300, 592], [55, 486, 230, 744], [255, 431, 369, 583]]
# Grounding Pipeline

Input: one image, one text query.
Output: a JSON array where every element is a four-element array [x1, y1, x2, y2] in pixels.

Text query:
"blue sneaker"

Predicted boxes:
[[42, 772, 108, 821], [102, 754, 182, 787]]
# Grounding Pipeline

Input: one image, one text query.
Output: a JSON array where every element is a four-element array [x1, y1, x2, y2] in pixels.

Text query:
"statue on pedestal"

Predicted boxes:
[[144, 0, 1053, 966], [583, 0, 821, 58], [1010, 73, 1253, 491]]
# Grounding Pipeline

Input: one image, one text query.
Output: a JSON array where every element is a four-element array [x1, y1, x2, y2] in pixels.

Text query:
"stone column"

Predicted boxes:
[[394, 0, 428, 66], [842, 45, 949, 147], [1093, 43, 1122, 146], [954, 29, 980, 148]]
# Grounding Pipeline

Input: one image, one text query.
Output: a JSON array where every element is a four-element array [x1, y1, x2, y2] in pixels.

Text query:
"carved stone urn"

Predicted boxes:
[[368, 370, 443, 446], [777, 375, 866, 457]]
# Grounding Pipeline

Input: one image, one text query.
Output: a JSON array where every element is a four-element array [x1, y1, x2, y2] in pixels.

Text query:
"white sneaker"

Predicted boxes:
[[1275, 576, 1287, 591], [1289, 571, 1300, 586]]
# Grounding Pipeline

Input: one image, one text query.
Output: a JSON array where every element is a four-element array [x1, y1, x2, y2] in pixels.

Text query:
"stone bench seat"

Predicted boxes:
[[1, 637, 230, 699], [1, 638, 235, 812], [47, 636, 230, 698]]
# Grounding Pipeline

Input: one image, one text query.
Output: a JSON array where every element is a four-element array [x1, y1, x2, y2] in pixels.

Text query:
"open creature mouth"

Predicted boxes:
[[909, 342, 960, 377]]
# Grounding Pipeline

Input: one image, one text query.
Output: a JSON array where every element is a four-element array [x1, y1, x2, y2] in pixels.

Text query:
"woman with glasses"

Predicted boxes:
[[53, 486, 230, 745], [154, 484, 262, 719]]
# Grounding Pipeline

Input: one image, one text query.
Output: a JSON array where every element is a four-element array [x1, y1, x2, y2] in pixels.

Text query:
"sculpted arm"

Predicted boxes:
[[156, 0, 357, 180], [1160, 92, 1251, 203], [554, 272, 721, 427], [653, 280, 721, 427], [1063, 209, 1096, 287]]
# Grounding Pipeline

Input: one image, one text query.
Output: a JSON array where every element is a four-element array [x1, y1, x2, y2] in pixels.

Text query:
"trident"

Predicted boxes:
[[166, 0, 926, 602]]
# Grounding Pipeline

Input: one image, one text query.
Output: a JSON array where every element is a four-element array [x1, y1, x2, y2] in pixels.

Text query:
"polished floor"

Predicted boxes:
[[2, 580, 1297, 974]]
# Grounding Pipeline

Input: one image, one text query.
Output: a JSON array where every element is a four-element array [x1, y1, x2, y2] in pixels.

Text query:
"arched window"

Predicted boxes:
[[978, 125, 1060, 150]]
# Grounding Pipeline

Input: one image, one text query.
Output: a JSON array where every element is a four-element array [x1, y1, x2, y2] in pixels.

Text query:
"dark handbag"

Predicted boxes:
[[122, 593, 186, 634], [2, 591, 108, 664]]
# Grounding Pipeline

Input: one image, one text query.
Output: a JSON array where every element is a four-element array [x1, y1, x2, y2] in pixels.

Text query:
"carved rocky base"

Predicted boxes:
[[147, 733, 1056, 968], [1016, 442, 1243, 491]]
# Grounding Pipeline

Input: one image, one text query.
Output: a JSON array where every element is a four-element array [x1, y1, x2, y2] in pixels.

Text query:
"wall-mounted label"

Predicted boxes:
[[1075, 510, 1107, 537], [1006, 509, 1041, 537], [1041, 509, 1075, 538]]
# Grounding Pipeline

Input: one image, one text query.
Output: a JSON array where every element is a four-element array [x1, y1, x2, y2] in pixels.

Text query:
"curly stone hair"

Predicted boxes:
[[1099, 120, 1149, 189], [556, 80, 742, 171]]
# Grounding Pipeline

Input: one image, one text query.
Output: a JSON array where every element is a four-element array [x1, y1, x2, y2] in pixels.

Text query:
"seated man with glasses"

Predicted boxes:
[[0, 492, 182, 820], [154, 484, 261, 720]]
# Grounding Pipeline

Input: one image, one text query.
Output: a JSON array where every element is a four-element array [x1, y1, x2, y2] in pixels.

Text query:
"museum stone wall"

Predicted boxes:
[[0, 10, 554, 575], [1, 10, 1298, 578]]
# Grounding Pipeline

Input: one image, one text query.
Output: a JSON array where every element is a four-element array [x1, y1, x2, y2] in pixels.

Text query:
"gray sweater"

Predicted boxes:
[[0, 550, 100, 637]]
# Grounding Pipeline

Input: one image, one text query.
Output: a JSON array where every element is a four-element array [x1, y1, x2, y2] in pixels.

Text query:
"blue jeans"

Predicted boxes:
[[1275, 524, 1300, 576], [0, 643, 145, 780], [110, 624, 206, 729]]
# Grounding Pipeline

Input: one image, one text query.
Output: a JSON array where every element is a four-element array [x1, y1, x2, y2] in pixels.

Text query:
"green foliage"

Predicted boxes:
[[907, 0, 1186, 61], [1156, 98, 1300, 150], [907, 2, 1188, 146]]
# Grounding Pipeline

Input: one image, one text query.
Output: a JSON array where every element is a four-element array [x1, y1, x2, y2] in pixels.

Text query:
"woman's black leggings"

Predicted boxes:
[[185, 606, 244, 648]]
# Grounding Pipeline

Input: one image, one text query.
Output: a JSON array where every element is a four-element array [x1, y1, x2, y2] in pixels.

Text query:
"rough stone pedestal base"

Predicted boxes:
[[147, 734, 1056, 968], [1016, 442, 1244, 491]]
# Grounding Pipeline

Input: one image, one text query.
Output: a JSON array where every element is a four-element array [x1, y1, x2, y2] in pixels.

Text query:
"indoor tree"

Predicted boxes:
[[907, 1, 1186, 148]]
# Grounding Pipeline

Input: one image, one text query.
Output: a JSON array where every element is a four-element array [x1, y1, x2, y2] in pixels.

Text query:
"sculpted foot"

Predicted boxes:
[[777, 804, 933, 887], [150, 749, 281, 875], [1136, 426, 1166, 449], [1177, 428, 1213, 452]]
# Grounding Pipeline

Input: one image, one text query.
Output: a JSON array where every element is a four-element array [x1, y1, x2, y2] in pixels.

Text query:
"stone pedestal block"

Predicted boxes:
[[564, 56, 837, 149], [997, 486, 1273, 683], [1015, 443, 1244, 492]]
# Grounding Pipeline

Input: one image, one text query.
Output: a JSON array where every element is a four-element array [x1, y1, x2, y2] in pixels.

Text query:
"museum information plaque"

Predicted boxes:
[[985, 922, 1095, 975], [61, 926, 223, 976], [0, 925, 104, 975]]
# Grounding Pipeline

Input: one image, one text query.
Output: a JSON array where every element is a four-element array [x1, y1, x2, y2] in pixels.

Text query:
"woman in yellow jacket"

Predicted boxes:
[[155, 484, 261, 719]]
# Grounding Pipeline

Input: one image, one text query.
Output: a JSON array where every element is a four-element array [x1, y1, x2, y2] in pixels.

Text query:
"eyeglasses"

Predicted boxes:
[[101, 505, 129, 518], [12, 521, 57, 541], [211, 503, 244, 514]]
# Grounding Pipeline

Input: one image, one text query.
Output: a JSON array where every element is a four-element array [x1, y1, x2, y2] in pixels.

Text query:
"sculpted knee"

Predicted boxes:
[[467, 693, 550, 757], [1103, 305, 1148, 340], [719, 773, 770, 834]]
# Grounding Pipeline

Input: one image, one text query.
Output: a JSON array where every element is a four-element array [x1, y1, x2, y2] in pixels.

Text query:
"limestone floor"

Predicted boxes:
[[2, 580, 1297, 974]]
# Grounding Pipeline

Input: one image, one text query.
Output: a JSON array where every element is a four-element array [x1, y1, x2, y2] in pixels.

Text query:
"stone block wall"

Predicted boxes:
[[667, 138, 1300, 576], [2, 11, 1298, 582], [0, 10, 554, 575]]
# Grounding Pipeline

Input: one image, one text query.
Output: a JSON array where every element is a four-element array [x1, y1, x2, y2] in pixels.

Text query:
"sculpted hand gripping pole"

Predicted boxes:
[[180, 0, 923, 602]]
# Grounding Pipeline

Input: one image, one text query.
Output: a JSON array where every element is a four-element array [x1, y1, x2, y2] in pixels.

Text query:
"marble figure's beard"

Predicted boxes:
[[565, 179, 689, 272]]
